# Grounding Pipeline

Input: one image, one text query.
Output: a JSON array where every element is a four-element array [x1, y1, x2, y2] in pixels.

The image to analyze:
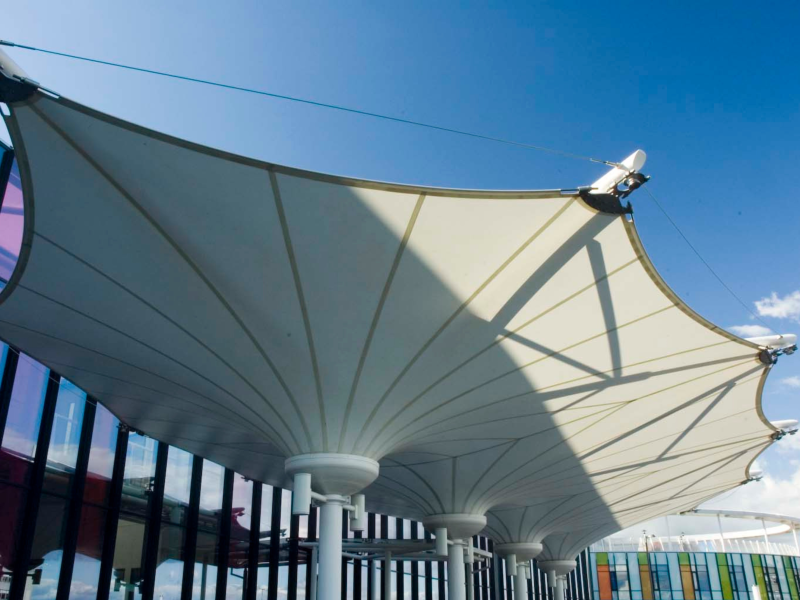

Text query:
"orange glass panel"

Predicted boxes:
[[640, 566, 654, 600], [598, 565, 613, 600]]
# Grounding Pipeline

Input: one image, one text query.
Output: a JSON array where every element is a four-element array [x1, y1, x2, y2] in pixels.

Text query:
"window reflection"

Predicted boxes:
[[119, 433, 157, 517], [154, 524, 186, 600], [109, 516, 146, 600], [0, 354, 49, 486], [162, 446, 192, 525], [255, 485, 274, 597], [193, 531, 219, 600], [0, 483, 27, 592], [198, 460, 224, 534], [153, 447, 193, 600], [84, 404, 119, 507], [70, 504, 107, 599], [25, 493, 68, 600], [190, 460, 224, 599], [228, 474, 253, 599], [43, 379, 87, 496]]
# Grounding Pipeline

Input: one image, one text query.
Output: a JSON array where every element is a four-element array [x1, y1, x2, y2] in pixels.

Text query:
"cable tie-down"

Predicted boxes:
[[758, 344, 797, 366], [578, 171, 650, 215]]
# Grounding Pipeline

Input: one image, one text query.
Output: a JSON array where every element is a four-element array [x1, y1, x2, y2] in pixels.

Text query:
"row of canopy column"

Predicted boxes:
[[285, 453, 580, 600]]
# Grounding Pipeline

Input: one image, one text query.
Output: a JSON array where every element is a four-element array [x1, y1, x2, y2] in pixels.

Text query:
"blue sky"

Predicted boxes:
[[2, 1, 799, 514]]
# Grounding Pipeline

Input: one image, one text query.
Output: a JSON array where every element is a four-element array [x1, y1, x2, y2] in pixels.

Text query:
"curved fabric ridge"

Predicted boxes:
[[0, 91, 776, 553]]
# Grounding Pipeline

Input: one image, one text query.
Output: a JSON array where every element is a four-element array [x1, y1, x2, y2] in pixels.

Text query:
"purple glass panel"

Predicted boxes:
[[0, 159, 23, 287]]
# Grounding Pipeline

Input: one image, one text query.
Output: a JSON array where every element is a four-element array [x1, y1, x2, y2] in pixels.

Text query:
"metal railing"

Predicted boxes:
[[589, 537, 800, 556]]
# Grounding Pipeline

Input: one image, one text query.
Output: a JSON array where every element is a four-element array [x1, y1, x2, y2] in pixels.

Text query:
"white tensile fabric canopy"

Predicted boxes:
[[0, 88, 777, 557]]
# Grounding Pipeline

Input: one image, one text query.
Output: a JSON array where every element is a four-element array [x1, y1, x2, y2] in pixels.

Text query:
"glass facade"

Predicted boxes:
[[589, 553, 800, 600]]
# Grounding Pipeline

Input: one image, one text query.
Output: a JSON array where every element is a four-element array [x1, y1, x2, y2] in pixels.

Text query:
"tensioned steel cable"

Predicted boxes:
[[643, 186, 776, 334], [0, 39, 621, 167]]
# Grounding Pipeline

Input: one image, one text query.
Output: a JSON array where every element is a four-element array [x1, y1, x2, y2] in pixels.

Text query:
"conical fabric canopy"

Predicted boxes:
[[0, 87, 777, 548]]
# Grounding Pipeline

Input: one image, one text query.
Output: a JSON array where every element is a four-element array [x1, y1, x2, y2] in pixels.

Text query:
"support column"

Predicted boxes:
[[309, 546, 319, 600], [422, 514, 488, 600], [494, 543, 543, 600], [555, 577, 566, 600], [449, 542, 467, 600], [515, 567, 527, 600], [319, 498, 346, 600], [384, 551, 392, 600], [371, 557, 380, 600], [285, 454, 380, 600], [716, 515, 726, 552], [537, 560, 576, 600]]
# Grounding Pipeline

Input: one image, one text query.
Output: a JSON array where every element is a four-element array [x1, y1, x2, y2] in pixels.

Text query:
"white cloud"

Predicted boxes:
[[728, 324, 773, 337], [780, 376, 800, 388], [702, 457, 800, 518], [755, 291, 800, 323]]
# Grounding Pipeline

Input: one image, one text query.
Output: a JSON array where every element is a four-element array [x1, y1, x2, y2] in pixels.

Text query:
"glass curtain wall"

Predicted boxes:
[[589, 552, 800, 600]]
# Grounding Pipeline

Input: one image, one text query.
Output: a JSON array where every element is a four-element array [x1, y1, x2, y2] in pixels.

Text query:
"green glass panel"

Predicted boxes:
[[679, 553, 690, 566], [752, 555, 762, 567], [718, 558, 733, 600], [597, 553, 609, 566], [784, 557, 800, 600], [753, 565, 768, 600], [638, 553, 649, 566]]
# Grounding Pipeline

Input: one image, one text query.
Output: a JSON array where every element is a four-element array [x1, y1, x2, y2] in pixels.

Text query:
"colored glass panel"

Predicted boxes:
[[599, 566, 613, 600], [717, 555, 733, 600], [597, 554, 609, 566], [783, 558, 799, 600], [640, 565, 653, 600], [752, 556, 768, 600], [0, 159, 23, 288], [681, 565, 696, 600]]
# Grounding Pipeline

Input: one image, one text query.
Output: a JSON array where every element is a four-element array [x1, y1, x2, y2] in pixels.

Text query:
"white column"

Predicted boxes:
[[370, 557, 380, 600], [717, 515, 726, 552], [515, 565, 528, 600], [664, 516, 673, 551], [556, 576, 566, 600], [448, 541, 467, 600], [318, 498, 345, 600], [384, 550, 392, 600], [762, 519, 770, 551], [309, 546, 319, 600]]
